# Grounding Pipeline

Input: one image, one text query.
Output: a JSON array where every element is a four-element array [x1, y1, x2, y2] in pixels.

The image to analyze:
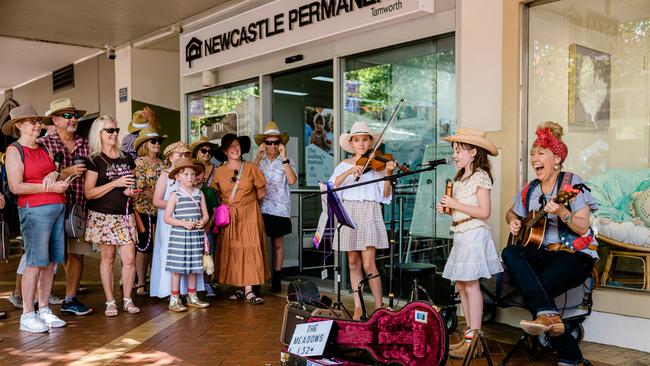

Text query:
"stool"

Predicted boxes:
[[394, 262, 436, 302], [600, 250, 650, 290]]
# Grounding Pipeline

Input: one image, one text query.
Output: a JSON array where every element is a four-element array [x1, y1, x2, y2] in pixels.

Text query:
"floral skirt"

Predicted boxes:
[[85, 210, 137, 246]]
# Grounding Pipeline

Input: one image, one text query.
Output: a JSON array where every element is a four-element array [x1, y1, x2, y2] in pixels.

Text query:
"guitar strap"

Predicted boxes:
[[524, 172, 573, 212]]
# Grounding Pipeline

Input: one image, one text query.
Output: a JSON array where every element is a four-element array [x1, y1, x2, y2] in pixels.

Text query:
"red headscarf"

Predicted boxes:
[[533, 127, 567, 163]]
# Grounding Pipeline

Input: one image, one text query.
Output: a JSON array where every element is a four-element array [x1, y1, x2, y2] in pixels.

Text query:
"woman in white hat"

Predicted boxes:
[[254, 121, 297, 292], [329, 121, 396, 320]]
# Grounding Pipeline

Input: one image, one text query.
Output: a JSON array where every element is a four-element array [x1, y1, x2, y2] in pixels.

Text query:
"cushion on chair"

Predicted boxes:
[[630, 188, 650, 227]]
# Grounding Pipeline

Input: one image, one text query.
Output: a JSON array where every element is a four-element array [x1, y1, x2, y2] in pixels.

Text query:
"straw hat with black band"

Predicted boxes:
[[442, 128, 498, 156], [339, 121, 381, 154], [2, 105, 46, 137], [254, 121, 289, 146], [134, 126, 167, 151], [44, 97, 86, 124], [189, 136, 219, 157], [168, 158, 204, 180]]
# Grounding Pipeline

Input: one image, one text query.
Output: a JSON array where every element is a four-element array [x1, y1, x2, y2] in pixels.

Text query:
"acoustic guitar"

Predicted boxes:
[[507, 185, 580, 248]]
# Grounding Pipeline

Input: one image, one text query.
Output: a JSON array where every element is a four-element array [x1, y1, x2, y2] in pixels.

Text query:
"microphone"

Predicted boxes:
[[54, 152, 64, 173], [417, 157, 452, 167]]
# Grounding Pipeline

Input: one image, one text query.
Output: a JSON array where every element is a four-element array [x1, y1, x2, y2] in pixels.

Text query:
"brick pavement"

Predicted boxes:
[[1, 253, 649, 365]]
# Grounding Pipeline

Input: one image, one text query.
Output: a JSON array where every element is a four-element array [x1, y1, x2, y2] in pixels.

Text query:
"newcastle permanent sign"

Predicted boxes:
[[181, 0, 434, 76]]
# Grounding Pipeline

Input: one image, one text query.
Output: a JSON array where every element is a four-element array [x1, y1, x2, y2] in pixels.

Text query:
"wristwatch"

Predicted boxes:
[[282, 159, 290, 164], [562, 212, 573, 223]]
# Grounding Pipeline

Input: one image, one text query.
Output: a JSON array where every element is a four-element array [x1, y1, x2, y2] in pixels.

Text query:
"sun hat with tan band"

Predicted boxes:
[[442, 128, 498, 156], [2, 105, 46, 137], [254, 121, 289, 146], [339, 121, 381, 154], [168, 157, 204, 180]]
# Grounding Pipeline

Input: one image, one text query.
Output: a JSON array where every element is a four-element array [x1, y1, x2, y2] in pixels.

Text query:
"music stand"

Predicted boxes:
[[321, 181, 357, 317]]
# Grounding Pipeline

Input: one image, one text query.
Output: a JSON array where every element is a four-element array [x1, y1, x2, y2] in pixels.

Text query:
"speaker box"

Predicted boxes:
[[280, 302, 349, 346]]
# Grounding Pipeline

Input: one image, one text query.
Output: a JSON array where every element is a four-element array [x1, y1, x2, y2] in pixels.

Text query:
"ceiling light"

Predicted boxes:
[[312, 76, 334, 82], [273, 89, 308, 96]]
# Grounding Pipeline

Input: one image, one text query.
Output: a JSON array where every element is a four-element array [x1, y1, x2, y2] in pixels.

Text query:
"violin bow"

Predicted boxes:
[[355, 99, 405, 182]]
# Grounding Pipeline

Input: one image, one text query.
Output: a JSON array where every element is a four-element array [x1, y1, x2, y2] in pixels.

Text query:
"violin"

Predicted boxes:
[[356, 149, 410, 173]]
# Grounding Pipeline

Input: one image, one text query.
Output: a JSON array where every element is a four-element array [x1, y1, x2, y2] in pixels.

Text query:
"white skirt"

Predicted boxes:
[[442, 226, 503, 282]]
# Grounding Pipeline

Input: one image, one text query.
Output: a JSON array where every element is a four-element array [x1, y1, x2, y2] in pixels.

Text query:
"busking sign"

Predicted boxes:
[[181, 0, 434, 76]]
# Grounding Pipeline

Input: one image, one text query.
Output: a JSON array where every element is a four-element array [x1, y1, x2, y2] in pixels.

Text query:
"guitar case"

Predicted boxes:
[[281, 301, 350, 346], [287, 278, 321, 307], [308, 301, 448, 366]]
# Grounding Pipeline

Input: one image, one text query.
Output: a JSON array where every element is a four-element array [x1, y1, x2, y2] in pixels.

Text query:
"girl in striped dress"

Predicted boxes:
[[164, 158, 210, 312]]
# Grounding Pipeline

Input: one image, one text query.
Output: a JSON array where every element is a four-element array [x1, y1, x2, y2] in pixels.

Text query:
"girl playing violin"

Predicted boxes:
[[330, 121, 395, 320]]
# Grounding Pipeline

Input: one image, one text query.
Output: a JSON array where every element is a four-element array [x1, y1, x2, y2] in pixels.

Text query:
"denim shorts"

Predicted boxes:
[[19, 203, 65, 267]]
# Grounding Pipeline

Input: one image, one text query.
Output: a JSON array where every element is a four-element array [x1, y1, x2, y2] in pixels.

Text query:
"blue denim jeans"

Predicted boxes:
[[502, 245, 595, 364], [19, 203, 65, 267]]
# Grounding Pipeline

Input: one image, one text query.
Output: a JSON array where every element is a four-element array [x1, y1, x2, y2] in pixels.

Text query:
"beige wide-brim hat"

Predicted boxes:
[[128, 110, 149, 133], [163, 141, 191, 158], [442, 128, 498, 156], [168, 158, 204, 180], [44, 97, 86, 124], [134, 126, 167, 151], [254, 121, 289, 146], [189, 136, 219, 156], [339, 121, 381, 154], [2, 105, 46, 137]]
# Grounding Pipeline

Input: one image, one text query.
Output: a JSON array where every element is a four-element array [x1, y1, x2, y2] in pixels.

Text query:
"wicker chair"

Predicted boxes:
[[598, 234, 650, 291]]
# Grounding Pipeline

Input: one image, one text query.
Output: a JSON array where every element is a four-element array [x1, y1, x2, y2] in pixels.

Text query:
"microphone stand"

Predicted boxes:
[[307, 163, 445, 309]]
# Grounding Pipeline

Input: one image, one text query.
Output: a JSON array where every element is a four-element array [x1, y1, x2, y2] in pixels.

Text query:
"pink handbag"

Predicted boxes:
[[212, 161, 244, 233]]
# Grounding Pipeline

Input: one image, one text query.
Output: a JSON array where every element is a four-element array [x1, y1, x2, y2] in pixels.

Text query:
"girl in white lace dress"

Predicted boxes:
[[436, 128, 503, 359]]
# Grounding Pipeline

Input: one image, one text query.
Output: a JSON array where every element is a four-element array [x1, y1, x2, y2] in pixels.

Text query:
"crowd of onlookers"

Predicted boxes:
[[0, 98, 297, 333]]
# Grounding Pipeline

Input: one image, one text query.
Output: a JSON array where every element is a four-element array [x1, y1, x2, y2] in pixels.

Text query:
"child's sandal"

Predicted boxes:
[[105, 300, 118, 317], [135, 285, 148, 296], [244, 291, 264, 305], [123, 298, 140, 314]]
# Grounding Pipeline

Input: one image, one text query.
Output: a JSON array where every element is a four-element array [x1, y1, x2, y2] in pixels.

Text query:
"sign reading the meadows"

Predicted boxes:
[[181, 0, 434, 76]]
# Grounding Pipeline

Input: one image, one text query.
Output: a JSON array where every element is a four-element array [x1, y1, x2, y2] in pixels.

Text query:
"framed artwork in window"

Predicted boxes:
[[568, 44, 611, 131]]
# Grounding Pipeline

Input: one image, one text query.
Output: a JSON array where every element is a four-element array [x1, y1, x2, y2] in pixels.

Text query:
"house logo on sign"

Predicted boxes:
[[185, 37, 202, 68]]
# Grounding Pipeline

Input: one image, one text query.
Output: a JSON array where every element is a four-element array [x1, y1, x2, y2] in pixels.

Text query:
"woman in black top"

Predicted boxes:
[[84, 115, 139, 317]]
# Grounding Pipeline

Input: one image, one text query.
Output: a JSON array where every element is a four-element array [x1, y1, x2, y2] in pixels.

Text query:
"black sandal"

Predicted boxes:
[[244, 291, 264, 305], [229, 288, 245, 301]]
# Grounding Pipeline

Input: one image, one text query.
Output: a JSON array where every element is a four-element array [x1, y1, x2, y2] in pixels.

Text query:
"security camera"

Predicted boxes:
[[105, 45, 116, 60]]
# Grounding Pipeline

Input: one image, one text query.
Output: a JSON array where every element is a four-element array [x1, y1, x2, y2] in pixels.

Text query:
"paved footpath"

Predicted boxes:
[[1, 254, 648, 365]]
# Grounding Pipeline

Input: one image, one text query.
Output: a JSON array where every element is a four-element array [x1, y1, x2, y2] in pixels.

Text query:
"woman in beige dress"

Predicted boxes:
[[211, 133, 269, 304]]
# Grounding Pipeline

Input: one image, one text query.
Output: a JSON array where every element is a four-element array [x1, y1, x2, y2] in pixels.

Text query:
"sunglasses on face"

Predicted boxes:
[[103, 128, 120, 134], [57, 112, 82, 119], [199, 148, 211, 154], [230, 169, 239, 183], [149, 139, 163, 145], [264, 140, 281, 146]]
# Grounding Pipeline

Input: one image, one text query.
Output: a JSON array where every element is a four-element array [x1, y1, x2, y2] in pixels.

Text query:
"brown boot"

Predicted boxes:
[[449, 338, 483, 359], [520, 314, 564, 337], [450, 327, 470, 350]]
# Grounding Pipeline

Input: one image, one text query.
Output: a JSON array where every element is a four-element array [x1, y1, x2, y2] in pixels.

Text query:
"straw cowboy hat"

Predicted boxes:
[[134, 126, 167, 151], [128, 110, 149, 133], [168, 157, 204, 180], [442, 128, 498, 156], [2, 105, 46, 137], [163, 141, 191, 158], [44, 97, 86, 123], [189, 136, 219, 156], [254, 121, 289, 146], [339, 121, 381, 154]]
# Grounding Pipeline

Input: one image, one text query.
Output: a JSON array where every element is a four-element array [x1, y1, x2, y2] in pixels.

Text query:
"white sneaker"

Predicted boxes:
[[20, 312, 49, 333], [48, 294, 64, 305], [38, 307, 66, 328]]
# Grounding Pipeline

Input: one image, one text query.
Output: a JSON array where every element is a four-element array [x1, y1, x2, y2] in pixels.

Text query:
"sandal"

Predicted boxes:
[[244, 291, 264, 305], [123, 298, 141, 314], [104, 300, 118, 317], [229, 288, 245, 301], [135, 285, 148, 296]]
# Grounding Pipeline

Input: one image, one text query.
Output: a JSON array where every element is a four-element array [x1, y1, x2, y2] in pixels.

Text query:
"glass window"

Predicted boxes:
[[187, 80, 260, 160], [342, 36, 456, 272]]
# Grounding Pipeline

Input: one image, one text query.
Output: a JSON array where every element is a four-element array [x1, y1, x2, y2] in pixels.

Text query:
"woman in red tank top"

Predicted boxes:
[[2, 104, 69, 333]]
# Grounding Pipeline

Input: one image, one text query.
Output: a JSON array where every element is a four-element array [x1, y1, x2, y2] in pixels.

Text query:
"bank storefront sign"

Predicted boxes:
[[181, 0, 434, 76]]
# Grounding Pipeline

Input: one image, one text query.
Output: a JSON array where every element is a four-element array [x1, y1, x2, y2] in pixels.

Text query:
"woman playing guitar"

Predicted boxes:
[[503, 121, 598, 366]]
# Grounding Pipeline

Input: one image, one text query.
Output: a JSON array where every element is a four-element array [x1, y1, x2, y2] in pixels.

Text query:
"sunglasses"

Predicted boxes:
[[103, 128, 120, 134], [198, 148, 211, 154], [57, 112, 83, 119], [264, 140, 281, 146], [230, 169, 239, 183], [149, 139, 163, 145]]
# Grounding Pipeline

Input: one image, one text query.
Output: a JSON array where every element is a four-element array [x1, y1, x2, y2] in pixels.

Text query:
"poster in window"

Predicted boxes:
[[305, 107, 334, 186], [568, 44, 610, 131]]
